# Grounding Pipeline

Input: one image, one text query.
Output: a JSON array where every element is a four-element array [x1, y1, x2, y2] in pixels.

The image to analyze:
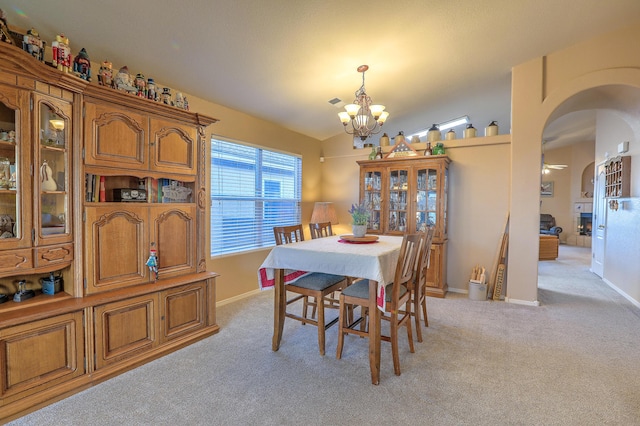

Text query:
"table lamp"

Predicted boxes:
[[310, 202, 338, 224]]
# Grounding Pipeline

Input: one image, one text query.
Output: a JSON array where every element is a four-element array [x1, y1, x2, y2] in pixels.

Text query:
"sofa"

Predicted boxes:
[[540, 214, 562, 236]]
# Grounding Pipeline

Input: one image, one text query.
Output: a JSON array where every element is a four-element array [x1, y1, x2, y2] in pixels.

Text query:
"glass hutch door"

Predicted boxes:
[[0, 93, 21, 247], [36, 94, 71, 243], [362, 169, 382, 232], [388, 167, 409, 233], [415, 167, 438, 233]]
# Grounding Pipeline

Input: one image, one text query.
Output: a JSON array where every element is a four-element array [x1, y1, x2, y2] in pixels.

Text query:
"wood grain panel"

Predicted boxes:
[[149, 118, 196, 175], [160, 282, 205, 342], [93, 294, 157, 369], [0, 311, 85, 400]]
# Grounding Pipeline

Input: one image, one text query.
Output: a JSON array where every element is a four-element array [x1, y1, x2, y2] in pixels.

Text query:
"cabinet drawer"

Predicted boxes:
[[34, 243, 73, 267], [93, 294, 158, 369], [0, 311, 85, 403], [0, 248, 32, 273]]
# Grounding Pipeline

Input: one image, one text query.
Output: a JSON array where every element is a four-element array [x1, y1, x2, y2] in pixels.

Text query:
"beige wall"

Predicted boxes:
[[511, 19, 640, 305]]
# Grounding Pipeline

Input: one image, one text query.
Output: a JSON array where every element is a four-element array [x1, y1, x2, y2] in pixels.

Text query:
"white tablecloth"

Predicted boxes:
[[258, 235, 403, 290]]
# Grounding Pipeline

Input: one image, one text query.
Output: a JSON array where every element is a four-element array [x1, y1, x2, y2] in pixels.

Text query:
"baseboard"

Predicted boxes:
[[447, 287, 467, 294], [216, 288, 262, 307], [504, 297, 541, 307], [602, 278, 640, 310]]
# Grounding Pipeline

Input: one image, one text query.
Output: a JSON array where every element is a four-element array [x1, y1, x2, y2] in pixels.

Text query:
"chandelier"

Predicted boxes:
[[338, 65, 389, 141]]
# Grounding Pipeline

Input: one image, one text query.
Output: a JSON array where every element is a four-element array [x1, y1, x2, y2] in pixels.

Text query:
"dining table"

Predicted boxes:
[[258, 234, 404, 385]]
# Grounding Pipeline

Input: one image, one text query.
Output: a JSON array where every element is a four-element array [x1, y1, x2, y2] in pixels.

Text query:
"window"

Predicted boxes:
[[210, 137, 302, 256]]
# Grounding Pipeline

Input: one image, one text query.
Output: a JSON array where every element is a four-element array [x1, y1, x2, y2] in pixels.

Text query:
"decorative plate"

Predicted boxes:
[[339, 234, 379, 243]]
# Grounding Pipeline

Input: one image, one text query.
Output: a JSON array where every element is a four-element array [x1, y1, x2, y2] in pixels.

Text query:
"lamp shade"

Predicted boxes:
[[310, 202, 338, 224]]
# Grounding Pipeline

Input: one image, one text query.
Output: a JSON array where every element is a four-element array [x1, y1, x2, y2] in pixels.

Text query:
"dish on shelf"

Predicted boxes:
[[338, 234, 379, 243]]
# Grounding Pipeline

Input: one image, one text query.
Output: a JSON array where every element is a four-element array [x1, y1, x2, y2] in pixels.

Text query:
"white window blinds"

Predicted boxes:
[[210, 138, 302, 256]]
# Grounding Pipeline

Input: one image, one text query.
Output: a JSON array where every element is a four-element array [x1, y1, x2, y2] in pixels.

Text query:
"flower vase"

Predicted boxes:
[[352, 224, 367, 237]]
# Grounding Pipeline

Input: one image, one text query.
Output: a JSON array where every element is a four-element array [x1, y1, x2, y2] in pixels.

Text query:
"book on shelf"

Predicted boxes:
[[86, 174, 94, 202], [93, 174, 101, 202], [99, 176, 106, 202]]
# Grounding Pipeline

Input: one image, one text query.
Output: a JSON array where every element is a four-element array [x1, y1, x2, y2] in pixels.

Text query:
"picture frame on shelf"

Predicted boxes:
[[541, 181, 554, 197]]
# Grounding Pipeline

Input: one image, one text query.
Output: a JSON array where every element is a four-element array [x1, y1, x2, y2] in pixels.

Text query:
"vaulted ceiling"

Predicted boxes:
[[3, 1, 640, 143]]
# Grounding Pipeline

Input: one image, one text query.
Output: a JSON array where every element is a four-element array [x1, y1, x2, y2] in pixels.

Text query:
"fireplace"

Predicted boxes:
[[578, 212, 592, 236]]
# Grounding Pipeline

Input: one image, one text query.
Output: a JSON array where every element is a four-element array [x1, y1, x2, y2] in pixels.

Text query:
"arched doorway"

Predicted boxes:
[[510, 65, 640, 305]]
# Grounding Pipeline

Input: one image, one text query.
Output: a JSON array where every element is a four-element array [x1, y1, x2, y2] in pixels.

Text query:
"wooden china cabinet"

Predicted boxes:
[[358, 155, 450, 297], [0, 42, 219, 422]]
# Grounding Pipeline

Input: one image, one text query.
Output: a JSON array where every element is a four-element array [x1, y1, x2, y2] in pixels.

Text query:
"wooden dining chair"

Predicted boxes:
[[272, 224, 349, 355], [336, 232, 422, 376], [411, 226, 435, 342], [309, 221, 333, 239]]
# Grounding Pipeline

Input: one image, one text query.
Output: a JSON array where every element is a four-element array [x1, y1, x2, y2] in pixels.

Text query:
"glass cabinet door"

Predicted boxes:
[[0, 97, 19, 244], [388, 168, 409, 233], [415, 167, 438, 233], [36, 95, 71, 242], [362, 170, 382, 231]]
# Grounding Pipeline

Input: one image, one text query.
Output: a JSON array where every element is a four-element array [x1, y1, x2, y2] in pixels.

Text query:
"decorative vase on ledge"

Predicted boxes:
[[352, 224, 367, 237]]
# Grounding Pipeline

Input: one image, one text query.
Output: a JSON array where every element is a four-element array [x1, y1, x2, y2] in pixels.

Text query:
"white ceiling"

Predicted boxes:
[[3, 1, 640, 142]]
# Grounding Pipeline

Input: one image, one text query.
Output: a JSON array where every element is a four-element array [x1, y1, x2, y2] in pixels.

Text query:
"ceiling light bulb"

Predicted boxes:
[[370, 105, 385, 119], [344, 104, 361, 118], [338, 111, 351, 124], [377, 111, 389, 124]]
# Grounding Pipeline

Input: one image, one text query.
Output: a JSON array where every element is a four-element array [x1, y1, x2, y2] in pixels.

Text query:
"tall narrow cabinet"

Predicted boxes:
[[0, 42, 219, 422], [358, 155, 450, 297]]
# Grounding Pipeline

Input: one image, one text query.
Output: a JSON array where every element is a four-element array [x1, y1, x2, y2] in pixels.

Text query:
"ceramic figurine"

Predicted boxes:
[[22, 28, 45, 61], [161, 87, 173, 105], [134, 73, 146, 97], [175, 92, 184, 109], [73, 48, 91, 81], [0, 214, 14, 238], [147, 78, 157, 101], [98, 60, 113, 87], [113, 66, 137, 93], [183, 96, 189, 111], [52, 33, 71, 73], [0, 9, 14, 45], [40, 161, 58, 191]]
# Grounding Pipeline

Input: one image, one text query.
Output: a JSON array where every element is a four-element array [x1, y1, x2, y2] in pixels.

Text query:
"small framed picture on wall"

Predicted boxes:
[[541, 181, 554, 197]]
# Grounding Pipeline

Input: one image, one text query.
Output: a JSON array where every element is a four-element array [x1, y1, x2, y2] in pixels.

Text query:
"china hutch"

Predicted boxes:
[[0, 42, 219, 422], [358, 155, 450, 297]]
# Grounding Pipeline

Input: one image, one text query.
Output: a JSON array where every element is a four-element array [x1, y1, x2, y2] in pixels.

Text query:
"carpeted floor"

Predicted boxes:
[[8, 245, 640, 425]]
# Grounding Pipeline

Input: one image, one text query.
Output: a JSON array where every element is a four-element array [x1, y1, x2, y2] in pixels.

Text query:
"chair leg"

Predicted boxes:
[[421, 294, 429, 327], [390, 311, 401, 376], [406, 301, 415, 354], [302, 296, 309, 323], [336, 297, 345, 359], [311, 296, 318, 319], [414, 295, 423, 343], [317, 296, 326, 356]]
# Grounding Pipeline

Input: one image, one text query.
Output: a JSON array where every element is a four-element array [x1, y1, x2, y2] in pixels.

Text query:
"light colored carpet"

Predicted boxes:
[[8, 245, 640, 425]]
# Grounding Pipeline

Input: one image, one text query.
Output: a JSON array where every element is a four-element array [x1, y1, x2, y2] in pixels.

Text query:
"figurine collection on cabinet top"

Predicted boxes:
[[0, 10, 192, 111], [98, 60, 113, 87], [52, 33, 71, 73], [73, 47, 91, 81], [23, 28, 45, 61]]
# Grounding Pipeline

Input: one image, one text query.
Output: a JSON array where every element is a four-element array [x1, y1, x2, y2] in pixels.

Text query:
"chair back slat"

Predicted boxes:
[[391, 233, 422, 304], [273, 224, 304, 246], [309, 222, 333, 239]]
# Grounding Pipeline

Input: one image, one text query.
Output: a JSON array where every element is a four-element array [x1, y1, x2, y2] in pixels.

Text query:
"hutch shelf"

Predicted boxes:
[[358, 155, 450, 297]]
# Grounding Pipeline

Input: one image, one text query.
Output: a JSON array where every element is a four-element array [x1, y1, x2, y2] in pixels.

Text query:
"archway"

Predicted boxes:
[[510, 66, 640, 304]]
